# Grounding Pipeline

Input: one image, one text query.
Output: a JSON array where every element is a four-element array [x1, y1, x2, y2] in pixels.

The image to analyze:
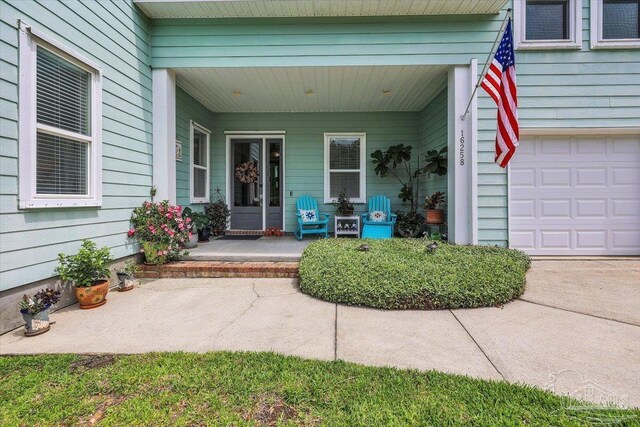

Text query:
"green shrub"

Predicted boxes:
[[299, 239, 531, 310]]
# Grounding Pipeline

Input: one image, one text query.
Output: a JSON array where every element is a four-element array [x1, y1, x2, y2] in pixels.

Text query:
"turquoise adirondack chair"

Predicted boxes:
[[361, 195, 397, 239], [294, 195, 330, 240]]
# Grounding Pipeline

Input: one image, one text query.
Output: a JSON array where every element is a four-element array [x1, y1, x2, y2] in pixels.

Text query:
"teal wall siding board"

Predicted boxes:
[[0, 0, 152, 291]]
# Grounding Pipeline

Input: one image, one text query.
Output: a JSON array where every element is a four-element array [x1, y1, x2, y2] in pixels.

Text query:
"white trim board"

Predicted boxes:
[[520, 127, 640, 136]]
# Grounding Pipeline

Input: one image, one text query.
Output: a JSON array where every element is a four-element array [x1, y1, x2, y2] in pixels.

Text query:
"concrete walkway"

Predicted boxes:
[[184, 236, 313, 261], [1, 259, 638, 408]]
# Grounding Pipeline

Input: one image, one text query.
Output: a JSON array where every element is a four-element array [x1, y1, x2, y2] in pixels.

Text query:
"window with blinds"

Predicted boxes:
[[191, 123, 210, 203], [325, 133, 366, 203], [35, 46, 91, 196]]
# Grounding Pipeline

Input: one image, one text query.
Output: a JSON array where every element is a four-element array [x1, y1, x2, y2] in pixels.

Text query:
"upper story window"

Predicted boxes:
[[19, 23, 102, 209], [190, 121, 210, 204], [591, 0, 640, 48], [514, 0, 582, 49], [324, 133, 366, 204]]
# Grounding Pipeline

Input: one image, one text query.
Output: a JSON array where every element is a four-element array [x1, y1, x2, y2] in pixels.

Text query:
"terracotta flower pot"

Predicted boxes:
[[426, 209, 444, 224], [74, 279, 109, 309]]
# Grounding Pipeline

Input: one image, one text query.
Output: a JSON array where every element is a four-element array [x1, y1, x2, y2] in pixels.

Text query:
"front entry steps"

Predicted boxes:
[[137, 261, 299, 279]]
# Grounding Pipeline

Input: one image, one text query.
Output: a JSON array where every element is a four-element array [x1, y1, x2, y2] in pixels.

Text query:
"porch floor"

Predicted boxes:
[[183, 235, 316, 262]]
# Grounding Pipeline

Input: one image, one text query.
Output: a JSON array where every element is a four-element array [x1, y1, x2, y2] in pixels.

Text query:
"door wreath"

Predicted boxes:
[[235, 161, 259, 184]]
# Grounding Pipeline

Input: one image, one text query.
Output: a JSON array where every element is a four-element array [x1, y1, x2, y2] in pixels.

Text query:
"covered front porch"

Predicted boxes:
[[152, 62, 478, 244]]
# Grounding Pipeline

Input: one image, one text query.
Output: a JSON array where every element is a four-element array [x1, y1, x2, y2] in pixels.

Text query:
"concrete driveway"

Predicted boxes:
[[1, 259, 638, 408]]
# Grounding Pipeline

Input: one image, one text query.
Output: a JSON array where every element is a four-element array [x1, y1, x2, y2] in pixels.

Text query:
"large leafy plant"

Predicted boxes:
[[371, 145, 447, 212], [205, 199, 230, 235], [56, 240, 113, 287]]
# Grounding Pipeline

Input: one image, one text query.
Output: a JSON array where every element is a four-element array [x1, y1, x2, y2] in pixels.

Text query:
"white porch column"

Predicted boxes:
[[152, 68, 177, 204], [447, 60, 478, 244]]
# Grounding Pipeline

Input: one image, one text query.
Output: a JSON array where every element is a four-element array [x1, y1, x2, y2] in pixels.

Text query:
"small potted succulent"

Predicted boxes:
[[333, 189, 355, 216], [115, 260, 138, 292], [425, 191, 446, 224], [56, 240, 113, 309], [19, 288, 61, 336]]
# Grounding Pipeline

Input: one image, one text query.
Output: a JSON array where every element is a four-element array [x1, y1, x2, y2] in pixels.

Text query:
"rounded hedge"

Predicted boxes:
[[299, 238, 531, 310]]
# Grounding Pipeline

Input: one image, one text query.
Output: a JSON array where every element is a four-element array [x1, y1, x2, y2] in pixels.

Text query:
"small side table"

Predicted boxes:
[[334, 215, 361, 237]]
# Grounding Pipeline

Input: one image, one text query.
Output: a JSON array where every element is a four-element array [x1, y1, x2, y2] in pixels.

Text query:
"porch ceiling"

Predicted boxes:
[[135, 0, 508, 19], [174, 65, 448, 113]]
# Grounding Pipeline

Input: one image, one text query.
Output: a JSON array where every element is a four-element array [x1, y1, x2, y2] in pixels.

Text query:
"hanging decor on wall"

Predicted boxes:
[[235, 161, 259, 184]]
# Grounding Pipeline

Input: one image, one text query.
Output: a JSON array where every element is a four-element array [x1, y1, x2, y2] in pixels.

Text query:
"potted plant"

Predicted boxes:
[[56, 240, 113, 309], [192, 211, 211, 242], [333, 189, 355, 216], [371, 144, 447, 237], [181, 207, 199, 248], [425, 191, 446, 224], [205, 198, 230, 236], [115, 260, 138, 292], [396, 211, 425, 238], [18, 288, 61, 336], [128, 200, 193, 265]]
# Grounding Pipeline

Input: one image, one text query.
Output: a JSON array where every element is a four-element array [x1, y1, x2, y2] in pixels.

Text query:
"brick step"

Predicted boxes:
[[137, 261, 299, 279]]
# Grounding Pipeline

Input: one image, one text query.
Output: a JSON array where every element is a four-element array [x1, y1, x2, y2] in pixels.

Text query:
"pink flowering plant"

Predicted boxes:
[[128, 200, 193, 264]]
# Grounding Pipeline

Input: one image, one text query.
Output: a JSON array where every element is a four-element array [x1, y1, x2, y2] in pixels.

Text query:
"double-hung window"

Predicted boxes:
[[591, 0, 640, 48], [514, 0, 582, 49], [190, 121, 210, 204], [324, 132, 366, 203], [19, 23, 102, 208]]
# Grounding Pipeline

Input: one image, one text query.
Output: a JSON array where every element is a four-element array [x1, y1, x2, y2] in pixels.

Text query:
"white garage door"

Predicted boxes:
[[509, 134, 640, 255]]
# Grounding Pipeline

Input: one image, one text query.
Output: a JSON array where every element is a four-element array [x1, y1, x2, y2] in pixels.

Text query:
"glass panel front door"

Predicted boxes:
[[230, 139, 262, 229]]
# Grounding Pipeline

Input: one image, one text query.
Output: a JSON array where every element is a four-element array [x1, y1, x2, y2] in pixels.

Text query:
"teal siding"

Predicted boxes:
[[175, 86, 216, 209], [209, 112, 419, 232], [150, 6, 639, 247], [418, 87, 448, 213], [476, 1, 640, 246], [0, 0, 152, 291]]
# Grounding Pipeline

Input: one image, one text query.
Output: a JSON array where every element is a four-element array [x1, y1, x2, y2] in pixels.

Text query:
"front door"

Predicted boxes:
[[230, 138, 263, 229]]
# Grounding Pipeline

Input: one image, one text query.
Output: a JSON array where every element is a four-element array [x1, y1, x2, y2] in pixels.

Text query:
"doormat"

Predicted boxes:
[[217, 235, 263, 240]]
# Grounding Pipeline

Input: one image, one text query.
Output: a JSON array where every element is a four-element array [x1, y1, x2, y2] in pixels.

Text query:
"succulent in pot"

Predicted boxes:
[[425, 191, 446, 224], [56, 240, 113, 309], [18, 288, 61, 336], [115, 260, 139, 292], [333, 189, 355, 216]]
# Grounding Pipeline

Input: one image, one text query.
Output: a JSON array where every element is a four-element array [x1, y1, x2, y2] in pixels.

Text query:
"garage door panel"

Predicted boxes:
[[510, 135, 640, 255]]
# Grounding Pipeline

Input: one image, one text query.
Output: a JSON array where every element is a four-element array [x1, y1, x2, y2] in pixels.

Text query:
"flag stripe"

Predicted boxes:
[[481, 18, 519, 169]]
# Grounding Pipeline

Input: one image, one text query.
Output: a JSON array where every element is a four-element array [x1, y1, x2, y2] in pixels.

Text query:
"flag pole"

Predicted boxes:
[[461, 9, 512, 121]]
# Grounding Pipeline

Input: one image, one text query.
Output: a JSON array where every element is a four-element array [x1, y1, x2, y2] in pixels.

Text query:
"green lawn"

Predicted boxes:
[[299, 238, 531, 310], [1, 352, 637, 426]]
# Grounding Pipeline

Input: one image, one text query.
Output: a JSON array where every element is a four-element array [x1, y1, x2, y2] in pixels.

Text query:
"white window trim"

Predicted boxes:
[[18, 22, 103, 209], [514, 0, 582, 50], [590, 0, 640, 48], [323, 132, 366, 204], [190, 120, 211, 204]]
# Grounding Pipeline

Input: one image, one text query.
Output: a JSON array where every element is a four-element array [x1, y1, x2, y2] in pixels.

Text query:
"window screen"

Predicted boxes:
[[603, 0, 640, 39], [328, 136, 361, 199], [36, 46, 91, 196], [192, 127, 209, 200], [526, 0, 569, 40]]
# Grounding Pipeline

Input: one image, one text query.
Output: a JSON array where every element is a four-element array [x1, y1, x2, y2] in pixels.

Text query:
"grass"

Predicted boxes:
[[299, 238, 531, 310], [1, 352, 637, 426]]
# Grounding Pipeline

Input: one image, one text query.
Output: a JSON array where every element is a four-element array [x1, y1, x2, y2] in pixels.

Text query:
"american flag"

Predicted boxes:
[[481, 18, 519, 168]]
